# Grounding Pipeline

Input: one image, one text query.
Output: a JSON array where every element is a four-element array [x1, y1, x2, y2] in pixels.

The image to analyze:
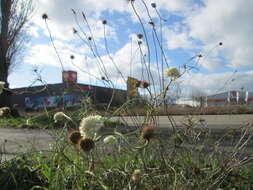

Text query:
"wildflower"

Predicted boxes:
[[0, 107, 10, 117], [42, 13, 48, 20], [102, 20, 107, 25], [79, 115, 104, 139], [53, 112, 72, 123], [137, 33, 143, 39], [140, 81, 150, 88], [67, 130, 82, 145], [103, 135, 116, 144], [165, 67, 180, 79], [131, 169, 141, 182], [151, 3, 157, 8], [78, 138, 95, 152], [141, 125, 155, 141], [0, 81, 5, 94]]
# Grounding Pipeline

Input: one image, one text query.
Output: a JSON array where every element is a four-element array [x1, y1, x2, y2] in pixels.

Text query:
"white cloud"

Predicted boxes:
[[180, 70, 253, 95], [186, 0, 253, 70], [164, 28, 194, 49], [153, 0, 197, 14]]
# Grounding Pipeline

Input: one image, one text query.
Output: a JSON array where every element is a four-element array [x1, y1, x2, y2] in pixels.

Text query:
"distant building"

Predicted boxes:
[[175, 98, 200, 107], [207, 91, 253, 106], [10, 71, 127, 110]]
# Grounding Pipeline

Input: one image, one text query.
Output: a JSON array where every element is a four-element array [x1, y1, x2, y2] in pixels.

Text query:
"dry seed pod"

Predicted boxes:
[[67, 130, 82, 145], [78, 138, 95, 152]]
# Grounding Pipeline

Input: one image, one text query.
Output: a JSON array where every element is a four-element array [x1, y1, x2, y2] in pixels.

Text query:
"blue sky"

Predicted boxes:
[[9, 0, 253, 97]]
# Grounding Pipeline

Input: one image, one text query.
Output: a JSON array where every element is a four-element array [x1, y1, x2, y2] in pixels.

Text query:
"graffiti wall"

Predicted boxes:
[[25, 95, 81, 109]]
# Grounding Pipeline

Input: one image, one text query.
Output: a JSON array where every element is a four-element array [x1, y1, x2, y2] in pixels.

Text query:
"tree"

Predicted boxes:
[[0, 0, 33, 107]]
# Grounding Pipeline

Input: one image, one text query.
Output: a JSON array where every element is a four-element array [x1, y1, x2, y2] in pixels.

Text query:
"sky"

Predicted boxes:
[[8, 0, 253, 97]]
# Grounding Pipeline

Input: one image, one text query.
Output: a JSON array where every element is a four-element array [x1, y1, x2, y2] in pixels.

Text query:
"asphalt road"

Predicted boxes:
[[1, 114, 253, 160], [118, 114, 253, 129]]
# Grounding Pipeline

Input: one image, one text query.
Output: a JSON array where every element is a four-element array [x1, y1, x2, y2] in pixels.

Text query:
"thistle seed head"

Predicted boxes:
[[78, 138, 95, 152], [67, 130, 82, 145], [42, 13, 48, 20]]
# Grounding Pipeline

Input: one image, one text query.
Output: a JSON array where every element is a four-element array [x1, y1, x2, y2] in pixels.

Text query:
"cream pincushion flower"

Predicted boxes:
[[53, 112, 71, 123], [103, 135, 116, 144], [79, 115, 104, 139], [0, 81, 5, 94], [165, 67, 180, 79], [131, 169, 142, 182]]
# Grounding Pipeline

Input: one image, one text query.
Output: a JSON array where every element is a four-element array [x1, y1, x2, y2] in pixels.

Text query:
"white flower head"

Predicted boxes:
[[0, 107, 10, 117], [131, 169, 142, 182], [53, 112, 71, 123], [165, 67, 180, 79], [0, 81, 5, 94], [103, 135, 116, 144], [79, 115, 104, 139]]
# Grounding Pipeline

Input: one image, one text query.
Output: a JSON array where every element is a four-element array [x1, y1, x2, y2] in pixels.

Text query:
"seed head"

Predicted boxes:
[[102, 20, 107, 25], [141, 125, 155, 141], [141, 81, 150, 88], [67, 130, 82, 145], [70, 55, 75, 59], [131, 169, 141, 182], [192, 167, 200, 176], [137, 33, 143, 39], [103, 135, 116, 144], [73, 28, 78, 34], [0, 107, 10, 117], [148, 21, 155, 26], [165, 67, 180, 79], [88, 36, 92, 41], [53, 112, 71, 123], [42, 13, 48, 20], [138, 41, 142, 45], [151, 3, 157, 8], [198, 54, 203, 58], [78, 138, 95, 152], [219, 42, 223, 46]]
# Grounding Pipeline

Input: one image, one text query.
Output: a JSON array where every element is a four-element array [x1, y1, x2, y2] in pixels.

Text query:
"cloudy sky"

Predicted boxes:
[[9, 0, 253, 97]]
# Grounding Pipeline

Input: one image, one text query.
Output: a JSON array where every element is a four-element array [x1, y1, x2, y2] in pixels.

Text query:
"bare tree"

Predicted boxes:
[[0, 0, 33, 107]]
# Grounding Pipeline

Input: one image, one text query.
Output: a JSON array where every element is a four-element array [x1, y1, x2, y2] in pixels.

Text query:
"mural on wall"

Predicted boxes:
[[25, 95, 81, 109]]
